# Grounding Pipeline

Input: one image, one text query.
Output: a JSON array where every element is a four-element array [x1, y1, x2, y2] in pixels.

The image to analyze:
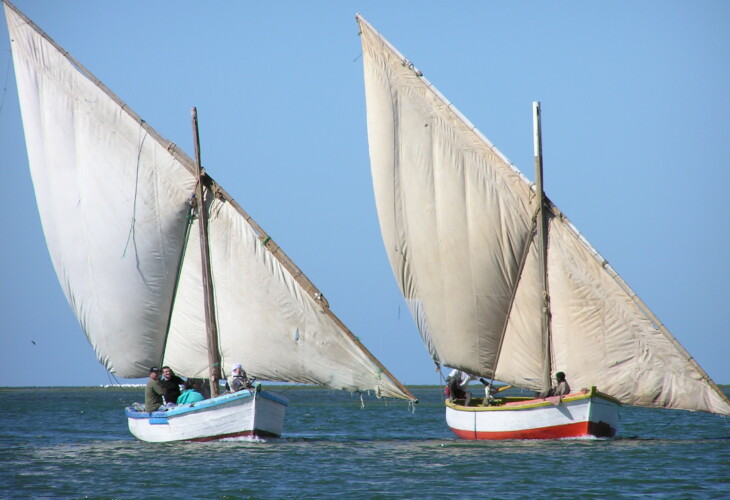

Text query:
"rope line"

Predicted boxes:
[[159, 200, 196, 366], [122, 127, 149, 259]]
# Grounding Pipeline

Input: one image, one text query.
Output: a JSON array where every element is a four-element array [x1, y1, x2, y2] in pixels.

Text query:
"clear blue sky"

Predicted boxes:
[[1, 1, 728, 387]]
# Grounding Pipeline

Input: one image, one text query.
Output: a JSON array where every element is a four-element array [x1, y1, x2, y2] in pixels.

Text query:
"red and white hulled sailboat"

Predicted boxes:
[[446, 387, 620, 440], [356, 15, 730, 439]]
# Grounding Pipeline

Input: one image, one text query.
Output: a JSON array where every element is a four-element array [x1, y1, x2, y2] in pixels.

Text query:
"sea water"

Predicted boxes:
[[0, 386, 728, 499]]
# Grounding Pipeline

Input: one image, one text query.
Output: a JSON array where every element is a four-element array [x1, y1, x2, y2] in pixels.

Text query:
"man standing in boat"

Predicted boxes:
[[145, 367, 165, 412]]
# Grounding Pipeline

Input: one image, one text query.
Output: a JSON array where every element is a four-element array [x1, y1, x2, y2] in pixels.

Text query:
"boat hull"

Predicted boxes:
[[446, 387, 619, 440], [125, 389, 288, 442]]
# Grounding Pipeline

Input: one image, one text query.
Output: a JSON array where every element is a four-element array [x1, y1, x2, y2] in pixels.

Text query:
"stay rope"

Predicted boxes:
[[121, 127, 148, 259], [159, 199, 196, 367]]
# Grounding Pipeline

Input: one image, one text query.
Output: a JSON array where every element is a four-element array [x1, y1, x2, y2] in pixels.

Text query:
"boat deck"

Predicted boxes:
[[447, 387, 621, 412]]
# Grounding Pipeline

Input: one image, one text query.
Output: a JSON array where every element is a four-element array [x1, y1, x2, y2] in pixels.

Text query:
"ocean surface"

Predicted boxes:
[[1, 385, 728, 499]]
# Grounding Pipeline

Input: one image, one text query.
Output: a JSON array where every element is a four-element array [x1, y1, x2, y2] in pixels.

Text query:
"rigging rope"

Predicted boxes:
[[159, 198, 196, 366], [121, 127, 149, 259], [104, 368, 121, 387], [272, 383, 304, 395], [103, 369, 138, 407], [488, 206, 540, 389], [438, 364, 447, 404]]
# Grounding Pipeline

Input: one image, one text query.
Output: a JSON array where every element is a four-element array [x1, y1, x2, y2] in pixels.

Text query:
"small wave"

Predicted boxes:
[[218, 435, 268, 444]]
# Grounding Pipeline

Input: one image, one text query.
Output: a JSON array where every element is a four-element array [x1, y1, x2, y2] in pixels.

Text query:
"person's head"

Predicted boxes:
[[555, 371, 566, 382], [231, 363, 243, 376], [162, 366, 173, 380], [149, 367, 160, 379], [183, 379, 195, 391]]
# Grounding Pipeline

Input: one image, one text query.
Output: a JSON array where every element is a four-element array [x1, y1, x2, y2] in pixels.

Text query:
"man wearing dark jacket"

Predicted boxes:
[[160, 366, 184, 404]]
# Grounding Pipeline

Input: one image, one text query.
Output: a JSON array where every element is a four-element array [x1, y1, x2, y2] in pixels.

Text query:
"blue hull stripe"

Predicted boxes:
[[125, 389, 288, 422]]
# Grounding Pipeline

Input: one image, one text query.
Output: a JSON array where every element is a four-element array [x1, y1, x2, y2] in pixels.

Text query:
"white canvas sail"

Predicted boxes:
[[5, 2, 413, 401], [357, 15, 730, 414], [6, 4, 194, 377]]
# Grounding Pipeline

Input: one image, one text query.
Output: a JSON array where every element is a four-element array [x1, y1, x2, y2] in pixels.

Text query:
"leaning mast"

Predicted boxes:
[[192, 107, 222, 397], [533, 102, 553, 391]]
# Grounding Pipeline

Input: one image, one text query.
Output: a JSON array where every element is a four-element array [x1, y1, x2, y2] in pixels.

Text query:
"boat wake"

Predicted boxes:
[[219, 435, 268, 444]]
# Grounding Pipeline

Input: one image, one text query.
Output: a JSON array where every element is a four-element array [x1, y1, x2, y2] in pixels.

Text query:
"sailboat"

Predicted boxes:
[[356, 15, 730, 440], [3, 1, 415, 443]]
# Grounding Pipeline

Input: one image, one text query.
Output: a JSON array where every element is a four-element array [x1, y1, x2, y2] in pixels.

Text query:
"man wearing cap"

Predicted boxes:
[[145, 367, 166, 412], [228, 363, 252, 392]]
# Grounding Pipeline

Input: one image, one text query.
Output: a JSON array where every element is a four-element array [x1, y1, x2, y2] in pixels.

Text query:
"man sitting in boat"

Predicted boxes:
[[540, 371, 571, 399], [160, 366, 185, 404], [145, 367, 166, 412], [446, 369, 489, 406], [228, 363, 253, 392]]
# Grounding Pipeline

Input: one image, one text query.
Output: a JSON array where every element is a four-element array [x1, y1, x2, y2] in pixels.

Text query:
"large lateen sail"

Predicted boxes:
[[4, 2, 414, 402], [357, 15, 729, 414]]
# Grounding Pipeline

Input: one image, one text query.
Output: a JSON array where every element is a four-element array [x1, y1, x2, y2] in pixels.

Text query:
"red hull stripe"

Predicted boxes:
[[451, 420, 616, 440]]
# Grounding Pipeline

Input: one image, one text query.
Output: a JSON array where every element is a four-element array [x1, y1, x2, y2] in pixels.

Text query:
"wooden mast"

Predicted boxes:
[[533, 101, 553, 391], [192, 107, 222, 397]]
